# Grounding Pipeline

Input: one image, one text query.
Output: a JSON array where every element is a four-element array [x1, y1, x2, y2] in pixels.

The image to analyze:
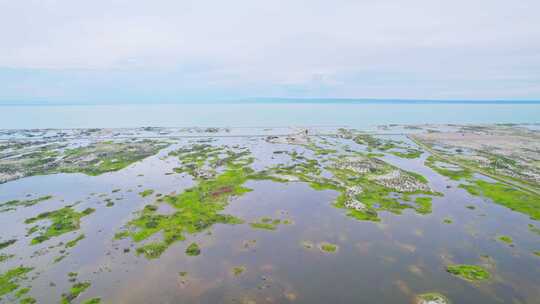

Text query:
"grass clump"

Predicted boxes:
[[0, 195, 53, 213], [1, 141, 167, 183], [443, 218, 453, 224], [497, 235, 513, 245], [529, 224, 540, 236], [25, 206, 95, 245], [65, 234, 85, 248], [60, 141, 167, 176], [81, 298, 101, 304], [60, 281, 91, 304], [139, 189, 154, 198], [305, 143, 338, 155], [0, 239, 16, 250], [231, 266, 246, 276], [460, 180, 540, 220], [390, 149, 422, 159], [136, 243, 167, 259], [446, 264, 490, 282], [425, 156, 472, 180], [185, 243, 201, 256], [414, 197, 433, 215], [249, 217, 282, 230], [354, 134, 398, 151], [15, 287, 30, 298], [318, 242, 338, 253], [0, 254, 14, 263], [113, 231, 129, 240], [0, 266, 33, 297]]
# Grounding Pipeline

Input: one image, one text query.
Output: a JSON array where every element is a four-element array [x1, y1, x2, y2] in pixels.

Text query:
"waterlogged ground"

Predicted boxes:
[[1, 125, 540, 304]]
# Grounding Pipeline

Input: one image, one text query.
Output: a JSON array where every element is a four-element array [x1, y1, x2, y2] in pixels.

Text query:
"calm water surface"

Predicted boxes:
[[1, 135, 539, 303], [1, 103, 540, 129]]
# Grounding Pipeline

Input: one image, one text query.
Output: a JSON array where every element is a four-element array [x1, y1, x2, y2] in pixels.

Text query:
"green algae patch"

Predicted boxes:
[[250, 222, 276, 230], [425, 156, 472, 181], [529, 224, 540, 236], [0, 266, 33, 297], [446, 264, 490, 282], [139, 189, 154, 198], [124, 146, 255, 259], [318, 242, 338, 253], [81, 298, 101, 304], [113, 231, 129, 240], [443, 218, 453, 224], [15, 287, 30, 298], [1, 141, 168, 183], [261, 151, 437, 222], [61, 281, 91, 304], [136, 243, 168, 259], [391, 149, 423, 159], [0, 195, 53, 213], [332, 177, 434, 222], [415, 292, 450, 304], [497, 235, 513, 245], [353, 134, 398, 151], [460, 180, 540, 220], [533, 251, 540, 257], [250, 217, 282, 230], [128, 168, 246, 258], [20, 297, 36, 304], [170, 144, 252, 179], [65, 234, 85, 248], [0, 239, 16, 250], [68, 272, 78, 280], [185, 243, 201, 256], [53, 254, 67, 263], [25, 206, 95, 245], [414, 197, 433, 215], [231, 266, 246, 276], [60, 141, 167, 176], [105, 199, 114, 207], [305, 143, 338, 155], [0, 254, 14, 263]]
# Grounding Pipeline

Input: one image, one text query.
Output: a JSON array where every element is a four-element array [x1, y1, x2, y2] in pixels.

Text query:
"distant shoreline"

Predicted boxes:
[[1, 98, 540, 106]]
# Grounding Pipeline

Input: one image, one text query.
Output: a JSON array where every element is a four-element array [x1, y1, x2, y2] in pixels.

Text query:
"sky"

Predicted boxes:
[[1, 0, 539, 103]]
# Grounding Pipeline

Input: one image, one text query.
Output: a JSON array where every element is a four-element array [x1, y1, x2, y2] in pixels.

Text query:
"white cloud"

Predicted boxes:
[[0, 0, 539, 99]]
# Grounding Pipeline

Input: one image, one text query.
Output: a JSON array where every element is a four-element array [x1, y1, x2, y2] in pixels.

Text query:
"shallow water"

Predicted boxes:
[[1, 132, 540, 304]]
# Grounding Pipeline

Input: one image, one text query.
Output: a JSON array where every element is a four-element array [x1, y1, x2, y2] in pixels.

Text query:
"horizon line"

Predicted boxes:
[[1, 97, 540, 106]]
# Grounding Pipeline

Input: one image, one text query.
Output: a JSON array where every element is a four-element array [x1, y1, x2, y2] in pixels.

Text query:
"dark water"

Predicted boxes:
[[1, 135, 539, 304]]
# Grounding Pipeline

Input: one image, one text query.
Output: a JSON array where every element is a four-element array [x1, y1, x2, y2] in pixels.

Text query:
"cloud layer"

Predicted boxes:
[[1, 0, 539, 101]]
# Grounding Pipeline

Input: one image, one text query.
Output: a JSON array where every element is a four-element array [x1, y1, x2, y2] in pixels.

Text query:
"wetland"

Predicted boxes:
[[1, 124, 540, 303]]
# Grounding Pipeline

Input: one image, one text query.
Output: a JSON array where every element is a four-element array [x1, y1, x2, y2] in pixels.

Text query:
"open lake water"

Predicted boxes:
[[1, 102, 539, 129]]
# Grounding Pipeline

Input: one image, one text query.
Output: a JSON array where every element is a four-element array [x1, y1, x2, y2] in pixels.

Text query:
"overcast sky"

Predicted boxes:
[[1, 0, 539, 102]]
